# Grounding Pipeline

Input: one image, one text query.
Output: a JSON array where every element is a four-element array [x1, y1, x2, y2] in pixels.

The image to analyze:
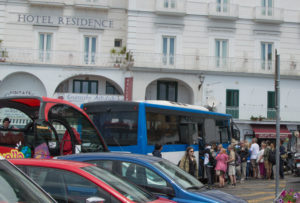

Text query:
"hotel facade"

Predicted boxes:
[[1, 0, 300, 140]]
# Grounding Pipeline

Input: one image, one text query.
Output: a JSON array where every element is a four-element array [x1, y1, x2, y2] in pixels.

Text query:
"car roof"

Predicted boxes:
[[60, 152, 162, 163], [9, 158, 94, 169]]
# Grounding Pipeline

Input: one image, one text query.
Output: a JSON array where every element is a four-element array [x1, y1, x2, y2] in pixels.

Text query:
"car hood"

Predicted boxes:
[[194, 189, 246, 203]]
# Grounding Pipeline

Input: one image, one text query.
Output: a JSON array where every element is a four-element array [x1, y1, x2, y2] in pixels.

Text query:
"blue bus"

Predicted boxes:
[[82, 100, 234, 165]]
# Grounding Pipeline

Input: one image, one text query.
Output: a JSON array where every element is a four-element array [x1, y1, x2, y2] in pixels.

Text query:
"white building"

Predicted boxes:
[[0, 0, 300, 141]]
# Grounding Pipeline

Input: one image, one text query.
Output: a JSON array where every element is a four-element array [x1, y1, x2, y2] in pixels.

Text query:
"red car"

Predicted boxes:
[[10, 158, 175, 203]]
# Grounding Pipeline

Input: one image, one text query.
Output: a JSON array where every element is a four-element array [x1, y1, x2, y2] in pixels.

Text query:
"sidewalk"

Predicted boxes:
[[214, 176, 290, 202]]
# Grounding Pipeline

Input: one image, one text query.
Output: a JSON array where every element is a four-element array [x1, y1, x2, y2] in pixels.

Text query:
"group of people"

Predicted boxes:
[[152, 137, 287, 189], [200, 137, 286, 188]]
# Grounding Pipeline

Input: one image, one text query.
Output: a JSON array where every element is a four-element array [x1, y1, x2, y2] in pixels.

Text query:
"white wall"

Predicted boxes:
[[202, 74, 300, 122]]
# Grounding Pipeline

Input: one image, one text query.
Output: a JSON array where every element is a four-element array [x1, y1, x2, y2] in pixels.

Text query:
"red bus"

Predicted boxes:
[[0, 96, 108, 159]]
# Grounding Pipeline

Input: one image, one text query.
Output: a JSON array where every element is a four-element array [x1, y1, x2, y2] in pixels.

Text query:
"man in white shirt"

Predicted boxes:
[[250, 138, 260, 179]]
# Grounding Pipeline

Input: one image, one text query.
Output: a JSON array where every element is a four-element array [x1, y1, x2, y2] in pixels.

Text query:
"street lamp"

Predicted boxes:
[[198, 73, 205, 90]]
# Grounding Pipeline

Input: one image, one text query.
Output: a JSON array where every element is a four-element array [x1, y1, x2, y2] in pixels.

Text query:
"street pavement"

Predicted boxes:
[[214, 174, 300, 203]]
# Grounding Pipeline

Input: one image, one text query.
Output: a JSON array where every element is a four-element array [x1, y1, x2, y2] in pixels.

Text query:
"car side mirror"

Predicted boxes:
[[86, 197, 105, 203], [161, 186, 175, 197]]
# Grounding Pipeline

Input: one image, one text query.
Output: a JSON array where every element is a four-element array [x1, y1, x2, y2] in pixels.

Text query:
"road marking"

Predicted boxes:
[[247, 195, 275, 203], [237, 191, 274, 197]]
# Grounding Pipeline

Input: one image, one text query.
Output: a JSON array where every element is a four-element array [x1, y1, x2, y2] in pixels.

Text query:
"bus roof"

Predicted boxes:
[[0, 96, 90, 121], [83, 100, 232, 118]]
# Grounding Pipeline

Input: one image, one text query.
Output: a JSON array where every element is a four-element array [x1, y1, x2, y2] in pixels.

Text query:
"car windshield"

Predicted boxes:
[[154, 160, 204, 190], [0, 159, 55, 203], [82, 165, 156, 202]]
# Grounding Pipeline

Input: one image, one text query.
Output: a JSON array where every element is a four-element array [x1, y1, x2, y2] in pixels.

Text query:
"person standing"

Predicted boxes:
[[227, 145, 237, 187], [0, 117, 17, 130], [239, 141, 249, 183], [204, 145, 214, 189], [152, 144, 163, 158], [179, 147, 198, 178], [215, 148, 228, 188], [279, 140, 286, 179], [257, 142, 266, 179], [263, 140, 272, 180], [270, 142, 276, 179], [250, 138, 260, 179]]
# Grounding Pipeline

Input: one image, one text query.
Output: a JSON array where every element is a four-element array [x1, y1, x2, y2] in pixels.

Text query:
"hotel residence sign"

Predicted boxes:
[[17, 14, 113, 29]]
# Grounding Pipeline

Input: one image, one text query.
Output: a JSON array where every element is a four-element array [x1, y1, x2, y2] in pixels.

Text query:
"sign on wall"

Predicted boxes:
[[17, 14, 113, 29], [124, 77, 133, 101], [54, 93, 124, 107]]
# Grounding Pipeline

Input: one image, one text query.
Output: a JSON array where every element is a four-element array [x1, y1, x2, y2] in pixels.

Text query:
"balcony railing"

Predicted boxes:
[[3, 48, 130, 68], [254, 7, 284, 23], [132, 52, 299, 76], [155, 0, 186, 16], [226, 107, 239, 119], [74, 0, 109, 10], [27, 0, 65, 6], [267, 108, 276, 119], [208, 3, 239, 20], [2, 48, 299, 76]]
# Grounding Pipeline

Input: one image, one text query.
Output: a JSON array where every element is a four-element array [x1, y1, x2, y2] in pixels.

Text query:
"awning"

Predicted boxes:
[[251, 125, 292, 139]]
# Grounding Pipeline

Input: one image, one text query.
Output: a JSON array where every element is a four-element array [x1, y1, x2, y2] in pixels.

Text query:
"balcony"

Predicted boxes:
[[74, 0, 109, 10], [226, 107, 239, 119], [27, 0, 65, 6], [254, 7, 284, 24], [3, 48, 131, 69], [155, 0, 186, 16], [267, 108, 276, 120], [3, 48, 299, 76], [132, 52, 299, 76], [208, 3, 239, 20]]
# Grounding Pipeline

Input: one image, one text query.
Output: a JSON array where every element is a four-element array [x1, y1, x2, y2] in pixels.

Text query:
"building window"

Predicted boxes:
[[84, 36, 97, 64], [216, 0, 228, 13], [164, 0, 176, 9], [106, 82, 120, 95], [261, 42, 273, 70], [157, 81, 177, 102], [162, 36, 175, 65], [262, 0, 273, 16], [73, 80, 98, 94], [267, 91, 276, 119], [114, 39, 122, 48], [215, 39, 228, 67], [39, 33, 52, 62], [226, 89, 239, 118]]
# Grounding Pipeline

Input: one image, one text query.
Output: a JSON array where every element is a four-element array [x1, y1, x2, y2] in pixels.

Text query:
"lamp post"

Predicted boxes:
[[198, 73, 205, 90]]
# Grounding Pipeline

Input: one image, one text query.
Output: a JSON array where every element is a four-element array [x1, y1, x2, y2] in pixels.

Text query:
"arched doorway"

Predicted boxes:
[[53, 75, 124, 106], [145, 78, 194, 104], [0, 72, 47, 97]]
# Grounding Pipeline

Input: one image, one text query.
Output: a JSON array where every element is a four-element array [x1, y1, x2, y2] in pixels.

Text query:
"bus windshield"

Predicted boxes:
[[89, 111, 138, 146]]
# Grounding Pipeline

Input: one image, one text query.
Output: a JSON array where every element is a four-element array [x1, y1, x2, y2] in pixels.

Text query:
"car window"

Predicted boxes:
[[87, 160, 114, 172], [0, 160, 54, 203], [21, 166, 119, 203], [121, 162, 167, 188]]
